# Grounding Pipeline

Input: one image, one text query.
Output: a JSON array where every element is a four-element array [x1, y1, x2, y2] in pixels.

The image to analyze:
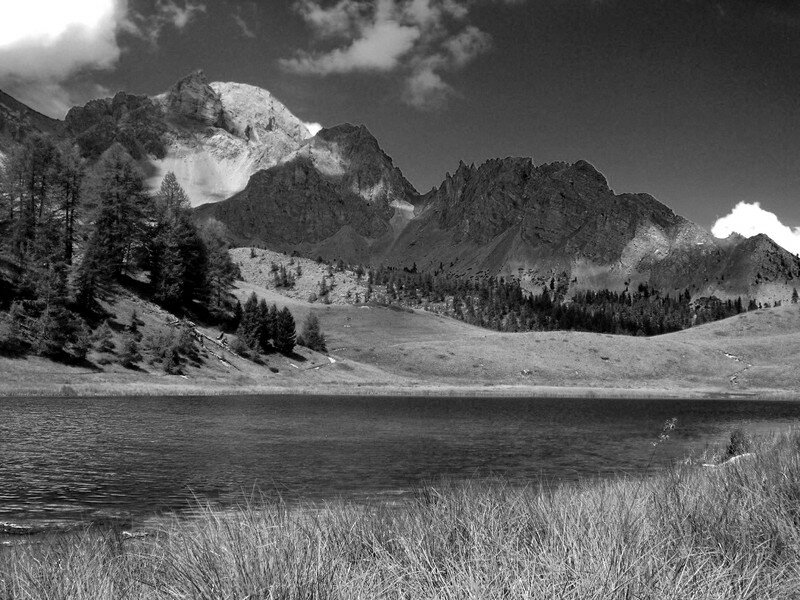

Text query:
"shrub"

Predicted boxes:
[[142, 323, 198, 374], [228, 335, 250, 358], [727, 428, 753, 457]]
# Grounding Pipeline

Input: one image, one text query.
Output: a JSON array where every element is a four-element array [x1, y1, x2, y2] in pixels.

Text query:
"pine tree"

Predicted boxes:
[[92, 320, 116, 353], [77, 146, 149, 304], [119, 334, 142, 368], [150, 173, 206, 309], [299, 312, 326, 352], [236, 292, 260, 349], [257, 298, 272, 351], [201, 226, 238, 315], [274, 307, 296, 354]]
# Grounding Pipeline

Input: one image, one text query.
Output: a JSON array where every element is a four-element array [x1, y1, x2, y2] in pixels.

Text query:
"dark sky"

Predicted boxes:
[[2, 0, 799, 235]]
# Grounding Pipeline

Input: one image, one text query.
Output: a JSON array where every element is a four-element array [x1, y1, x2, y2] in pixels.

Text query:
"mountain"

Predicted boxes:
[[0, 90, 62, 165], [64, 71, 314, 204], [2, 75, 798, 304], [195, 123, 421, 262]]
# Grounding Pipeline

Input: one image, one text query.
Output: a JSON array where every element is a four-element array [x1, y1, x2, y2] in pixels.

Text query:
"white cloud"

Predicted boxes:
[[281, 0, 496, 109], [233, 13, 256, 38], [712, 201, 800, 255], [0, 0, 205, 117], [403, 67, 452, 109], [303, 121, 324, 136], [122, 0, 207, 43], [281, 20, 421, 74]]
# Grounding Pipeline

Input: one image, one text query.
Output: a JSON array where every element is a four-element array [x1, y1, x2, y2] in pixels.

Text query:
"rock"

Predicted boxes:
[[164, 70, 225, 128]]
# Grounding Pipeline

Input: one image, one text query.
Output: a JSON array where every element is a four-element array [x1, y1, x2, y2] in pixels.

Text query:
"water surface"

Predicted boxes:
[[1, 395, 798, 531]]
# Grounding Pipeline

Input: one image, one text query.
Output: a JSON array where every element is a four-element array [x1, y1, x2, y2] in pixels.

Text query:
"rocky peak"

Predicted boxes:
[[209, 81, 311, 144], [286, 122, 419, 206], [163, 70, 225, 128], [64, 92, 165, 160]]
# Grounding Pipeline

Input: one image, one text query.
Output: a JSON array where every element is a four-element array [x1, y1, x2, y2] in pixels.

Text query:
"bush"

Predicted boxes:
[[228, 335, 250, 358], [727, 428, 753, 457], [142, 323, 198, 374]]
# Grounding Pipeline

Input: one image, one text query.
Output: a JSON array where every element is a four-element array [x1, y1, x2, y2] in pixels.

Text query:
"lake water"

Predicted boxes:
[[1, 395, 799, 533]]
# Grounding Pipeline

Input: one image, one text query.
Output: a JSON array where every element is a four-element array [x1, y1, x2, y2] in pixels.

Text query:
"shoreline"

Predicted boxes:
[[0, 380, 796, 400]]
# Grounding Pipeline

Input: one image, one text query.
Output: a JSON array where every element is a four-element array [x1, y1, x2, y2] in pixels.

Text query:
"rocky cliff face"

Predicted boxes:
[[64, 92, 166, 160], [386, 157, 800, 303], [195, 124, 421, 262]]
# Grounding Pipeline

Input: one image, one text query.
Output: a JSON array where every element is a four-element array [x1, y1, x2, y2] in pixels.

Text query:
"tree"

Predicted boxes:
[[201, 224, 239, 316], [149, 173, 206, 309], [236, 292, 260, 349], [299, 312, 326, 352], [92, 320, 115, 353], [257, 298, 272, 351], [274, 307, 296, 354], [792, 288, 798, 304], [77, 146, 149, 304], [119, 334, 141, 368]]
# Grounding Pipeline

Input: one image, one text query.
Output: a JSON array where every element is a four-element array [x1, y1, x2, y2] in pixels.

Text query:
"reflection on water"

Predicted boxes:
[[1, 395, 799, 531]]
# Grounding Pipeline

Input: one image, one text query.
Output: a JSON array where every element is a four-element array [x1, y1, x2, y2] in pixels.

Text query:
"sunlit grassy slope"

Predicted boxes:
[[1, 249, 798, 397]]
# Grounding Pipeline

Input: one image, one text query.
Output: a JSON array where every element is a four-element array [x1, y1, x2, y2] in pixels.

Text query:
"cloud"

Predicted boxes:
[[303, 121, 324, 136], [0, 0, 205, 117], [282, 20, 421, 74], [403, 68, 452, 109], [281, 0, 498, 110], [233, 13, 256, 38], [712, 201, 800, 255], [122, 0, 207, 43]]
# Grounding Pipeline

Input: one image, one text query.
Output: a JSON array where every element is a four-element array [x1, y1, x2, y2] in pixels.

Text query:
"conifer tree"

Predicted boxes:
[[77, 146, 149, 304], [236, 292, 260, 349], [299, 312, 326, 352], [274, 307, 296, 354], [92, 320, 115, 353], [119, 334, 142, 368]]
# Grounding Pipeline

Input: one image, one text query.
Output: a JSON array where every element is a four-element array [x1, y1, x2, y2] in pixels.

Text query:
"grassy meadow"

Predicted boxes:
[[3, 430, 800, 599]]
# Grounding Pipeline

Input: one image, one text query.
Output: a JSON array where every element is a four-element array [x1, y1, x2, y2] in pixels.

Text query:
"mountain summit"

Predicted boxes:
[[63, 71, 314, 205]]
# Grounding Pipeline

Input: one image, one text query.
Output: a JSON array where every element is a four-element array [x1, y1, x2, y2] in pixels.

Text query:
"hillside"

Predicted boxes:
[[0, 89, 62, 165], [2, 248, 798, 398]]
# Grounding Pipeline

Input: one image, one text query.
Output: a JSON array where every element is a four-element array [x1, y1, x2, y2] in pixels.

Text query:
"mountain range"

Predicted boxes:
[[2, 71, 798, 304]]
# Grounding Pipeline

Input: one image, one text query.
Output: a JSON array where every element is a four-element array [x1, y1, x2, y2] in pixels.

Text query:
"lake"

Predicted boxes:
[[1, 395, 799, 533]]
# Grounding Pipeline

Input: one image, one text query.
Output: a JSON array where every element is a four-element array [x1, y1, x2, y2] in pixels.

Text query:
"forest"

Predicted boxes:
[[0, 133, 242, 368], [366, 265, 787, 336]]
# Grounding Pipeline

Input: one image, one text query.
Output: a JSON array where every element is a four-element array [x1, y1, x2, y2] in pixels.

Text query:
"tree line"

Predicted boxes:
[[0, 134, 239, 362], [365, 266, 765, 336]]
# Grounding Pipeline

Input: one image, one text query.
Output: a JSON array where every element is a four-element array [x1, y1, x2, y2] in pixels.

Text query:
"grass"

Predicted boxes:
[[3, 431, 800, 599]]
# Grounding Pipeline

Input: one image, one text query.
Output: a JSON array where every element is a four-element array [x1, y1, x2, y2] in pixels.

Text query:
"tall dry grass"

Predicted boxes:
[[3, 430, 800, 599]]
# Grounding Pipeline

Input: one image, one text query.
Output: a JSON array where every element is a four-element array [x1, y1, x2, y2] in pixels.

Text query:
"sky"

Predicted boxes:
[[1, 0, 799, 252]]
